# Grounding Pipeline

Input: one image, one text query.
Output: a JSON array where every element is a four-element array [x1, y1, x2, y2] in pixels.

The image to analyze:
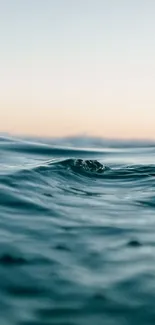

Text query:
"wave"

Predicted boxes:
[[59, 159, 109, 174], [2, 157, 155, 184], [1, 136, 155, 157], [1, 141, 110, 157], [32, 158, 155, 178]]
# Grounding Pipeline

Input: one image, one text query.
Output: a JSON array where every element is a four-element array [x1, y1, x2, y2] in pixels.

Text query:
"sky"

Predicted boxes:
[[0, 0, 155, 139]]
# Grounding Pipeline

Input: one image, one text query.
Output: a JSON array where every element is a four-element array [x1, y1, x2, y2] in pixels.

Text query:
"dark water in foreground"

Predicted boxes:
[[0, 135, 155, 325]]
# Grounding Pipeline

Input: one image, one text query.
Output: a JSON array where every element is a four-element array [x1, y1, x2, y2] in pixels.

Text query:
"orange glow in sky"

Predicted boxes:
[[0, 1, 155, 139]]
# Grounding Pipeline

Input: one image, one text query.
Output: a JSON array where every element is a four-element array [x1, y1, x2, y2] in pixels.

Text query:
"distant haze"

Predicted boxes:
[[0, 0, 155, 139]]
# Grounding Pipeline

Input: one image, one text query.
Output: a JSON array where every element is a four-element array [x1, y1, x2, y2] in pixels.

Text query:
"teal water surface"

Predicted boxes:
[[0, 135, 155, 325]]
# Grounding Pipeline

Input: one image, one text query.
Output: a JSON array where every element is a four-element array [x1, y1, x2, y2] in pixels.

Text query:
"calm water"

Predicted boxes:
[[0, 135, 155, 325]]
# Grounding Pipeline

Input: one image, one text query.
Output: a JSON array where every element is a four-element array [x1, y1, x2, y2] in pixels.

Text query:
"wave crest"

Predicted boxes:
[[60, 159, 108, 174]]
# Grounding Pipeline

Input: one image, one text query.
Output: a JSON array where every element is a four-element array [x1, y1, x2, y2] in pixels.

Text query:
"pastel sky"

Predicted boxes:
[[0, 0, 155, 139]]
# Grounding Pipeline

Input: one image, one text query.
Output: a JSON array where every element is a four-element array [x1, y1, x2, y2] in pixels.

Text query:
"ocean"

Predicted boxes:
[[0, 135, 155, 325]]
